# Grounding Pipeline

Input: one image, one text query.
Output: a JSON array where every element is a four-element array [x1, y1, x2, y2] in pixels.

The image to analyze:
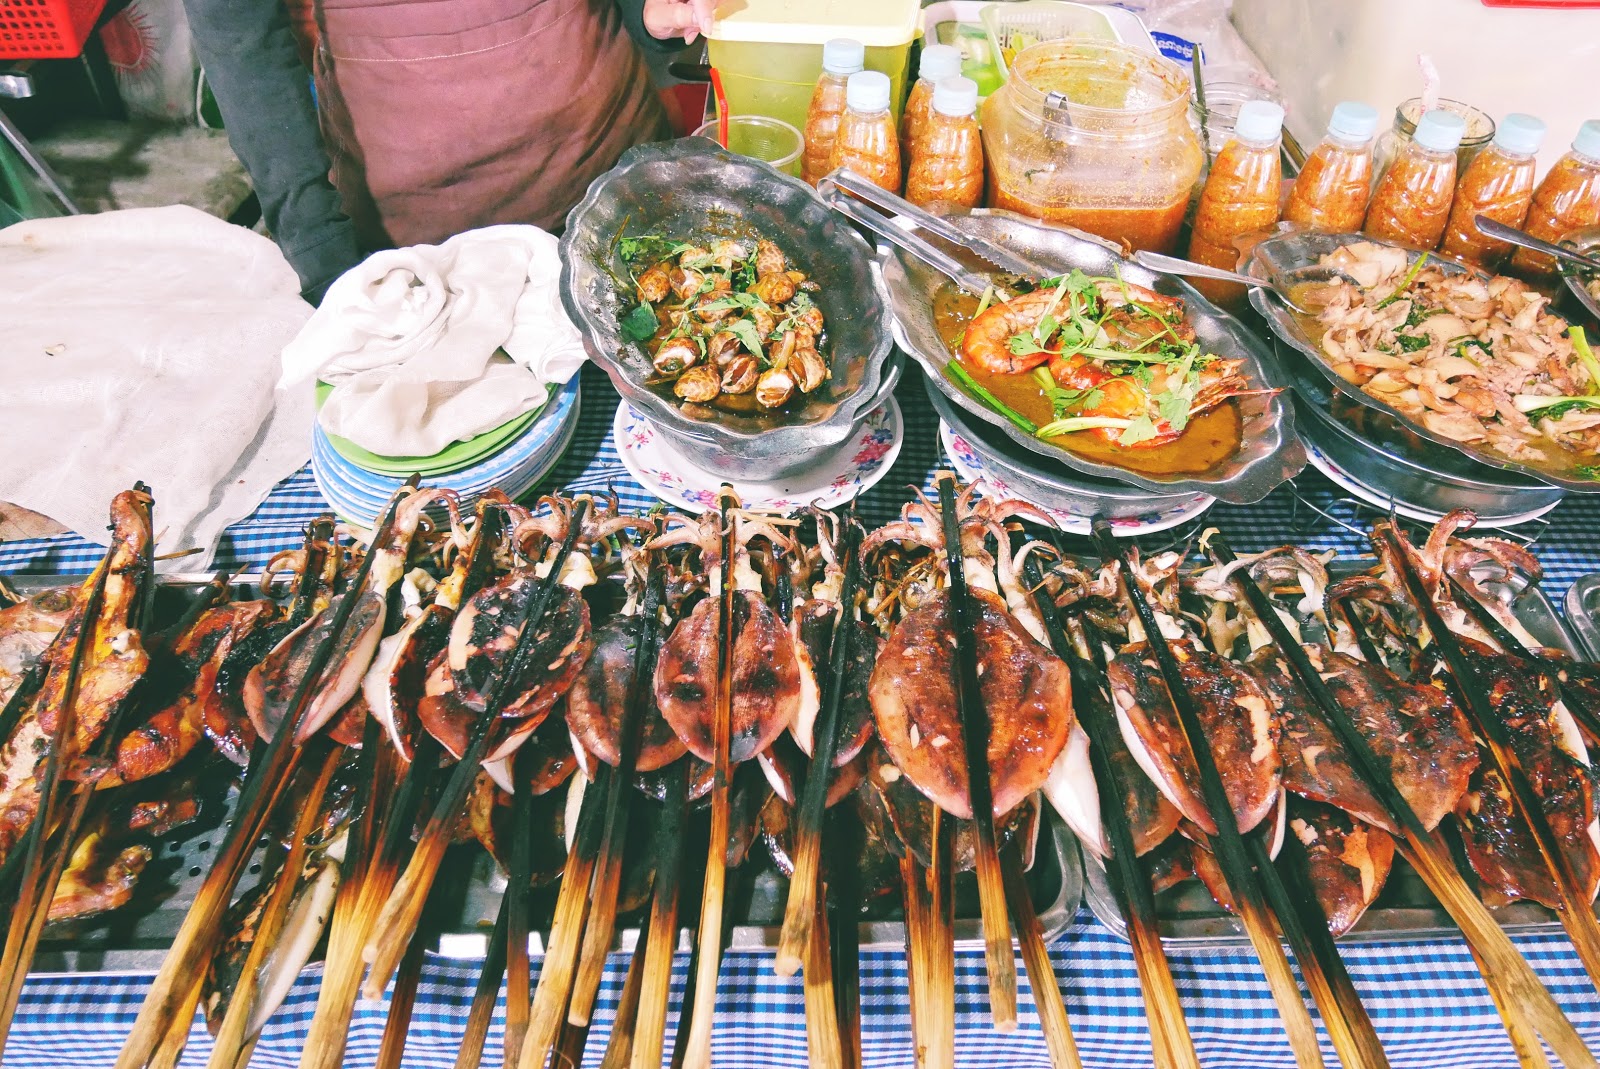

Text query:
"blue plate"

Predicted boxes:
[[312, 379, 579, 505]]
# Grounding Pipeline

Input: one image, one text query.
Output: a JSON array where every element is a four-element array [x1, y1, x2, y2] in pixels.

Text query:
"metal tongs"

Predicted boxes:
[[1131, 249, 1358, 316], [817, 168, 1052, 292]]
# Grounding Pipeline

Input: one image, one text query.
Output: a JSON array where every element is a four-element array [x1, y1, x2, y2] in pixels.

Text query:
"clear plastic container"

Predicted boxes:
[[707, 0, 920, 139], [1440, 113, 1545, 269], [1195, 81, 1283, 164], [1364, 108, 1464, 250], [1188, 100, 1283, 275], [1283, 101, 1380, 233], [695, 116, 806, 178], [802, 38, 865, 185], [1511, 120, 1600, 277], [900, 44, 963, 162], [827, 71, 902, 193], [979, 0, 1114, 76], [906, 76, 985, 209], [1373, 97, 1495, 180], [979, 39, 1203, 254]]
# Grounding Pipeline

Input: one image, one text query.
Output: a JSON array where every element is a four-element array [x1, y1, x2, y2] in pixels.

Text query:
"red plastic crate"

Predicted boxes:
[[0, 0, 105, 59]]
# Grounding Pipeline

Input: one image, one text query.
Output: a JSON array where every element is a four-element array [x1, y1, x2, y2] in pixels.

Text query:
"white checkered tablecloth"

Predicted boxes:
[[8, 365, 1600, 1068]]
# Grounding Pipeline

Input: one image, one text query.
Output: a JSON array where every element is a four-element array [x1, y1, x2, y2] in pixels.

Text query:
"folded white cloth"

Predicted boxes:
[[0, 205, 313, 566], [280, 224, 587, 457]]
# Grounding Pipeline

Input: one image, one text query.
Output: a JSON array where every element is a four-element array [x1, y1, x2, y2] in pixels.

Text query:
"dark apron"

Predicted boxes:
[[314, 0, 667, 246]]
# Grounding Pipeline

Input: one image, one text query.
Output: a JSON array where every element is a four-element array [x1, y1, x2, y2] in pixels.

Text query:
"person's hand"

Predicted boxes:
[[642, 0, 715, 44]]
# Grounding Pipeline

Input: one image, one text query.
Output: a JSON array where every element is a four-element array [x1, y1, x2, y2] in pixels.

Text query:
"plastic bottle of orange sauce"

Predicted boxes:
[[1511, 119, 1600, 277], [1283, 102, 1380, 232], [906, 77, 985, 209], [1186, 99, 1283, 300], [826, 71, 902, 194], [1363, 109, 1465, 249], [1440, 114, 1546, 269], [900, 44, 963, 163], [801, 38, 865, 187]]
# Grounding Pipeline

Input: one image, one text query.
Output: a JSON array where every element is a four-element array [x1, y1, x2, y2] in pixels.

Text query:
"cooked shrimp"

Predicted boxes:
[[959, 288, 1063, 374]]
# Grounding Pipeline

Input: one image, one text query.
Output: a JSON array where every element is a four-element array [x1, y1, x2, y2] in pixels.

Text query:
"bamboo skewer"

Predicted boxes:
[[452, 903, 511, 1069], [629, 760, 689, 1069], [1023, 546, 1199, 1069], [1381, 527, 1600, 996], [802, 895, 847, 1069], [775, 519, 862, 976], [1212, 533, 1593, 1067], [115, 490, 412, 1069], [1000, 843, 1082, 1069], [599, 917, 650, 1069], [935, 477, 1018, 1030], [900, 849, 931, 1069], [205, 748, 343, 1069], [504, 742, 538, 1067], [375, 929, 428, 1069], [681, 490, 739, 1068], [364, 498, 592, 1000], [827, 817, 863, 1069], [569, 541, 668, 1028], [1090, 520, 1327, 1069]]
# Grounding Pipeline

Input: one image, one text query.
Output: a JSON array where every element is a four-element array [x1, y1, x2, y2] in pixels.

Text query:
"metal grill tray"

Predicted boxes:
[[1081, 560, 1588, 946], [16, 572, 1081, 973]]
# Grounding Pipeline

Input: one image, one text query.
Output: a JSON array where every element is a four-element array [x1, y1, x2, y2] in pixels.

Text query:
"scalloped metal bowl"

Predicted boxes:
[[1250, 230, 1600, 494], [1559, 225, 1600, 329], [880, 209, 1305, 504], [559, 138, 894, 480]]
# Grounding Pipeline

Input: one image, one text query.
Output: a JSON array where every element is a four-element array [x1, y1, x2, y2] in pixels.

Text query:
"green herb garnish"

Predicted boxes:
[[1376, 252, 1430, 309], [947, 360, 1038, 434], [1395, 332, 1432, 352], [619, 304, 659, 343]]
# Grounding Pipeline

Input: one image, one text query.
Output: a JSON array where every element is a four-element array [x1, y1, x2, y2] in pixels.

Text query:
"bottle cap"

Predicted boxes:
[[846, 70, 891, 113], [1327, 101, 1379, 142], [1494, 113, 1546, 156], [919, 44, 962, 82], [1573, 119, 1600, 160], [932, 77, 979, 118], [1234, 100, 1285, 144], [822, 38, 865, 75], [1413, 109, 1466, 153]]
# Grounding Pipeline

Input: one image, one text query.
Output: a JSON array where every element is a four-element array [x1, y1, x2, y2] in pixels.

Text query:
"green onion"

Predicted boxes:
[[974, 284, 996, 318], [1031, 366, 1056, 392], [1571, 326, 1600, 391], [946, 360, 1038, 434], [1375, 252, 1430, 309], [1036, 415, 1134, 438]]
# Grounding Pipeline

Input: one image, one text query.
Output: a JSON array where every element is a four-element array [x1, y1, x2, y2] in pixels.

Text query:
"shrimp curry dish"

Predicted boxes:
[[619, 233, 830, 414], [936, 271, 1265, 475]]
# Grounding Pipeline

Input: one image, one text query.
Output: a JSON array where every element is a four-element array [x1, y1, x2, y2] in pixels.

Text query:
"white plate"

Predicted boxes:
[[1304, 439, 1561, 530], [615, 398, 903, 514], [941, 420, 1215, 537]]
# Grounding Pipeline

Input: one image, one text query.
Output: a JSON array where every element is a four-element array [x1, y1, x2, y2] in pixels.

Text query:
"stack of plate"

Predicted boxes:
[[311, 379, 581, 523]]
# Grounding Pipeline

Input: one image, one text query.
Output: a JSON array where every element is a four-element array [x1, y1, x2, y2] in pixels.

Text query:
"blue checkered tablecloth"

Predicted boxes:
[[9, 364, 1600, 1068]]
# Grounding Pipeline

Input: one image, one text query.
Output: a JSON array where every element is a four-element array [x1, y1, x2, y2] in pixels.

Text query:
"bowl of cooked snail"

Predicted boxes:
[[561, 137, 896, 479]]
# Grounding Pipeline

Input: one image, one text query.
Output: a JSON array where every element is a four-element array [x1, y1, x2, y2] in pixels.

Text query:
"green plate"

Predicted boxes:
[[314, 381, 545, 477]]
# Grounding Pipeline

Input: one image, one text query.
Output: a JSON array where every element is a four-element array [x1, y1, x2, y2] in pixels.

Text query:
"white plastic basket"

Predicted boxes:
[[980, 1, 1117, 78]]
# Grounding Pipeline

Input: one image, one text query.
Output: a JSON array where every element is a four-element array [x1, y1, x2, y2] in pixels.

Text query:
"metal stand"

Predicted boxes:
[[0, 67, 81, 215]]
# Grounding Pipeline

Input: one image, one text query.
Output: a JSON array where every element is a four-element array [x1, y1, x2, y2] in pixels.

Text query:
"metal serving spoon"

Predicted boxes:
[[1130, 250, 1355, 315], [1474, 214, 1600, 274]]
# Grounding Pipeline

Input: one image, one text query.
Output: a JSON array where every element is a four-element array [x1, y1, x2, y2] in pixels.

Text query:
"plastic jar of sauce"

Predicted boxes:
[[900, 44, 962, 163], [1188, 99, 1283, 273], [1440, 113, 1545, 270], [801, 38, 864, 186], [1511, 119, 1600, 277], [979, 40, 1203, 254], [1374, 97, 1495, 180], [906, 77, 985, 209], [1363, 109, 1464, 250], [1283, 102, 1380, 233], [826, 70, 902, 193]]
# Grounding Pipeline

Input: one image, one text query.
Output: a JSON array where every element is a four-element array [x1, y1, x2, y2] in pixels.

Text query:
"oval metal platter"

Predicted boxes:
[[880, 209, 1305, 504], [1249, 229, 1600, 494]]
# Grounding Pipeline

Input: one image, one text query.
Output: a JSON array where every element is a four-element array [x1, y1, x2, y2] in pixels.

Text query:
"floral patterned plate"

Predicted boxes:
[[940, 421, 1215, 537], [615, 398, 903, 514]]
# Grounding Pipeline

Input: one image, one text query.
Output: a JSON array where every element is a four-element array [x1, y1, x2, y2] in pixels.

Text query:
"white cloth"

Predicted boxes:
[[0, 205, 313, 566], [280, 224, 587, 457]]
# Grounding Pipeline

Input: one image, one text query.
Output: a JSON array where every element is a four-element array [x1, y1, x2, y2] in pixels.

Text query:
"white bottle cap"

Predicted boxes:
[[1413, 109, 1466, 153], [1234, 100, 1285, 144], [932, 76, 979, 118], [822, 38, 865, 75], [1494, 113, 1546, 156], [846, 70, 891, 114], [1573, 119, 1600, 160], [1327, 101, 1379, 142], [919, 44, 962, 83]]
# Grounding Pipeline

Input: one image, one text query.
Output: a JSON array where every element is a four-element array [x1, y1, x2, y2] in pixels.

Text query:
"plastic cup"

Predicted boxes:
[[693, 116, 805, 177]]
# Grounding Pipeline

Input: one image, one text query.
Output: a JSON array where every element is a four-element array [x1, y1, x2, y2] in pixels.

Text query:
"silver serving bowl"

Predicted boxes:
[[1559, 225, 1600, 328], [560, 138, 894, 481], [1250, 230, 1600, 494], [881, 209, 1304, 504], [922, 371, 1211, 520]]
